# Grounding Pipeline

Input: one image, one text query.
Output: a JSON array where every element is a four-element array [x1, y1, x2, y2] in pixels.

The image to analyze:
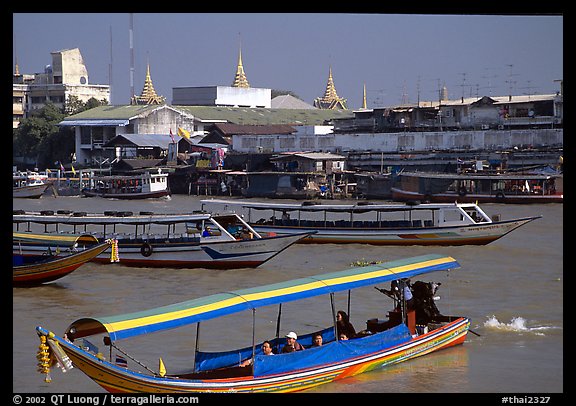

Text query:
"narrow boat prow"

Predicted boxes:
[[36, 253, 470, 393]]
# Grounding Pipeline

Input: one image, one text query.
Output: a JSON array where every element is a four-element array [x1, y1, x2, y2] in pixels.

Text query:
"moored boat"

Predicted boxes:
[[81, 170, 170, 199], [35, 253, 469, 393], [13, 210, 310, 269], [13, 235, 113, 286], [201, 199, 541, 246], [13, 173, 51, 198], [391, 170, 563, 204]]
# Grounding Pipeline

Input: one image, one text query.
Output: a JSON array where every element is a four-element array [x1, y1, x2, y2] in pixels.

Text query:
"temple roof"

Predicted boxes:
[[131, 63, 166, 105], [314, 67, 347, 110], [231, 47, 250, 88]]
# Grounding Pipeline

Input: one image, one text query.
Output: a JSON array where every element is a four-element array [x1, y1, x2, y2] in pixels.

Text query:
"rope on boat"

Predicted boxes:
[[109, 341, 159, 376], [105, 238, 120, 262]]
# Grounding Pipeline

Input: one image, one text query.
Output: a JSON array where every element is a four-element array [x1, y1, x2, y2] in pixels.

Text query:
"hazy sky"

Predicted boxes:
[[13, 13, 563, 109]]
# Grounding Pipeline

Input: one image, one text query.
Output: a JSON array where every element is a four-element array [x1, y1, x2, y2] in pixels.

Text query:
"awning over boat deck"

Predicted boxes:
[[202, 198, 479, 213], [13, 232, 99, 246], [13, 212, 213, 225], [65, 254, 460, 342]]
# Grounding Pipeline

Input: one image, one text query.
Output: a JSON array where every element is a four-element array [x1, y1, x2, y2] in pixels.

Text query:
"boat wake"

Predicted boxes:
[[483, 315, 560, 336]]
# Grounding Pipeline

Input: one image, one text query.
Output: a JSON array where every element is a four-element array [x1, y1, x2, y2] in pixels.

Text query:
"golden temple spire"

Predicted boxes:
[[314, 66, 347, 109], [131, 62, 165, 105], [232, 43, 250, 88], [362, 83, 367, 109], [14, 56, 20, 76]]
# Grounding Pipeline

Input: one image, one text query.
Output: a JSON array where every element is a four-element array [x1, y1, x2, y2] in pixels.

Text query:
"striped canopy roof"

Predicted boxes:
[[67, 254, 459, 342]]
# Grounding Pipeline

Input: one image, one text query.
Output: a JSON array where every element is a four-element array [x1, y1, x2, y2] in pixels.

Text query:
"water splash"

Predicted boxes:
[[483, 315, 558, 336]]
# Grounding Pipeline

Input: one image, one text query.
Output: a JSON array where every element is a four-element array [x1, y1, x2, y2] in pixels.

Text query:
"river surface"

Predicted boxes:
[[13, 195, 563, 394]]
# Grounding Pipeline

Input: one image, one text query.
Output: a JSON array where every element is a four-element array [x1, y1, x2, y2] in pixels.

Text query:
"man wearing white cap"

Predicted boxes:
[[281, 331, 305, 353]]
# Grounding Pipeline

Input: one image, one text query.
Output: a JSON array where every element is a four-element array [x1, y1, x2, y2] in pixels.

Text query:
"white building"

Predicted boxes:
[[12, 48, 110, 127], [172, 86, 271, 108]]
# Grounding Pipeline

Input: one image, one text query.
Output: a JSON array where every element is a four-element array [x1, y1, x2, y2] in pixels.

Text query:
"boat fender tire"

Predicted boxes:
[[458, 187, 467, 197], [13, 210, 26, 215], [40, 210, 54, 216], [118, 211, 133, 217], [104, 211, 117, 216], [141, 242, 153, 257], [57, 210, 72, 214], [495, 191, 505, 200], [73, 211, 87, 217]]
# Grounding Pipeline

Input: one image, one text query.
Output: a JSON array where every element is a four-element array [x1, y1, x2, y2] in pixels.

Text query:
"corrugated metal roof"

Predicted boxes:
[[59, 119, 130, 126], [59, 105, 353, 127], [212, 123, 296, 135], [104, 133, 172, 148], [174, 106, 353, 125], [272, 152, 346, 161]]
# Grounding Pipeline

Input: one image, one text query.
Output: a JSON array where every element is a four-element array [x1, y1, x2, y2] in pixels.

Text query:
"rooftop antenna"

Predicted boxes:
[[520, 80, 537, 101], [505, 64, 519, 101], [129, 13, 135, 101], [109, 25, 113, 104], [458, 72, 467, 100]]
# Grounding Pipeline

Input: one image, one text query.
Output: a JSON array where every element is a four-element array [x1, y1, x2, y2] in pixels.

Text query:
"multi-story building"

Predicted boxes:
[[12, 48, 110, 128]]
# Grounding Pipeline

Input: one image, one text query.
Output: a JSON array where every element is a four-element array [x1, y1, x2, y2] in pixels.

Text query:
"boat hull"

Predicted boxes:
[[13, 183, 51, 198], [36, 317, 469, 393], [253, 217, 539, 246], [14, 233, 309, 269], [81, 190, 170, 199], [13, 242, 111, 286]]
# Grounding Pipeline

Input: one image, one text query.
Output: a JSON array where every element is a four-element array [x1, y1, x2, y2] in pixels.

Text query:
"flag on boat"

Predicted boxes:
[[178, 127, 190, 139], [169, 129, 175, 143], [159, 357, 166, 377], [115, 355, 128, 368], [59, 162, 65, 172]]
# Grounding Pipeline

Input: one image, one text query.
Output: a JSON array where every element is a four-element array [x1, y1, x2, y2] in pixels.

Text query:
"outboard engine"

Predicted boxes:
[[411, 281, 442, 324]]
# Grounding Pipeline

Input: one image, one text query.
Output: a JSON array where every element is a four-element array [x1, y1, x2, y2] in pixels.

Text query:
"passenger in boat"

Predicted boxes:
[[376, 279, 414, 310], [281, 211, 290, 221], [336, 310, 356, 339], [281, 332, 305, 353], [240, 340, 274, 367], [202, 226, 214, 237], [311, 332, 323, 347], [339, 333, 349, 341]]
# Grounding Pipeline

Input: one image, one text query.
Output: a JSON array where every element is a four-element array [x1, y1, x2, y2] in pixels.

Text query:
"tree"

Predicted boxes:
[[271, 89, 302, 100], [13, 102, 72, 169], [14, 98, 109, 169]]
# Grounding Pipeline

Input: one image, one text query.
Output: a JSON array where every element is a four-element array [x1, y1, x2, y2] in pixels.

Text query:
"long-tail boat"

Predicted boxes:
[[36, 254, 469, 392]]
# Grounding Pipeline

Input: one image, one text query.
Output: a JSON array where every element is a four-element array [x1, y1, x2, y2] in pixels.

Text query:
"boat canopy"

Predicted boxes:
[[202, 199, 480, 213], [66, 254, 459, 342], [13, 212, 213, 226], [13, 232, 99, 247]]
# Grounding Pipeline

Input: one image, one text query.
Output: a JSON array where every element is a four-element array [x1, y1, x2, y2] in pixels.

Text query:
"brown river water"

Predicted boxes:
[[13, 195, 563, 394]]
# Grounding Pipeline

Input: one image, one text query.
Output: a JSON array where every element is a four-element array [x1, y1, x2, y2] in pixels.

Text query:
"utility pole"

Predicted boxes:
[[129, 13, 135, 101]]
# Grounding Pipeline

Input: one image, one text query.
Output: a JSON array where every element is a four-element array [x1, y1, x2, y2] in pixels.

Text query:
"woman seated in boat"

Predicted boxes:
[[336, 310, 356, 339], [240, 340, 274, 367]]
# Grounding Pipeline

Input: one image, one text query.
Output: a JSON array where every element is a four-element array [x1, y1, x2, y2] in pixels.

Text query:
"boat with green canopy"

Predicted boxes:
[[36, 253, 470, 393]]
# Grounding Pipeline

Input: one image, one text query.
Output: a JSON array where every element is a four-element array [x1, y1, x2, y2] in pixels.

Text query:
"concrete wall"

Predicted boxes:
[[232, 128, 563, 154]]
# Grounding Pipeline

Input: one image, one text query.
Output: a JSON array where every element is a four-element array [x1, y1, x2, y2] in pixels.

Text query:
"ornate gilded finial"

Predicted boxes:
[[232, 39, 250, 88], [14, 55, 20, 76], [362, 83, 367, 109], [130, 62, 166, 105], [314, 66, 347, 109]]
